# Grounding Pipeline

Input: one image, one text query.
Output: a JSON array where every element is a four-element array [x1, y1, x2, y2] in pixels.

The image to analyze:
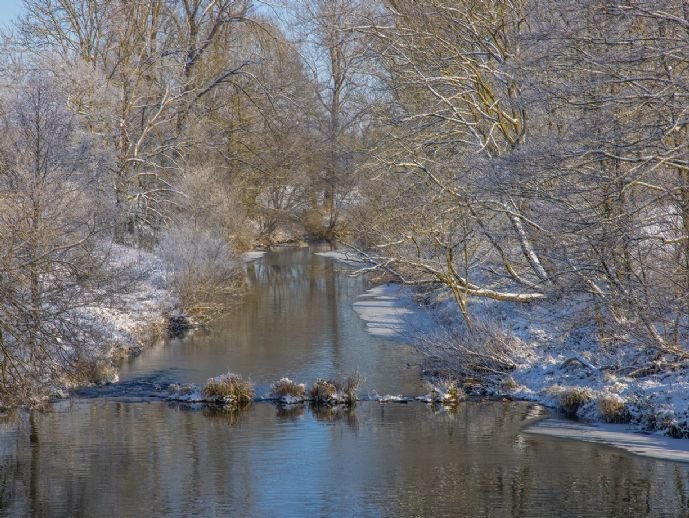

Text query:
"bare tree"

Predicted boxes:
[[0, 74, 108, 404], [350, 0, 689, 354], [284, 0, 377, 238], [353, 0, 552, 327], [20, 0, 260, 244]]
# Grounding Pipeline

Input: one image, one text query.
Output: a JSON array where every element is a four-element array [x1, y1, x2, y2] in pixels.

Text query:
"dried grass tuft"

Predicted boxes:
[[310, 379, 338, 402], [598, 394, 630, 423], [269, 378, 306, 398], [342, 371, 361, 404], [202, 372, 254, 405], [558, 387, 593, 417], [309, 372, 361, 405], [431, 378, 464, 406]]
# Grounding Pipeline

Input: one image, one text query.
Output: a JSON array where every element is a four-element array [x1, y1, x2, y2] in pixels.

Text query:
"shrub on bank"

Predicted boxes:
[[558, 388, 593, 417], [66, 357, 118, 386], [598, 394, 631, 423], [156, 225, 245, 318]]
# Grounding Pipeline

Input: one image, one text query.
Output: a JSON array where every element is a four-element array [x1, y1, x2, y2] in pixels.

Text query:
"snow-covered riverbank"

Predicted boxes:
[[80, 244, 179, 362], [321, 250, 689, 440], [469, 296, 689, 439], [91, 245, 268, 353], [60, 245, 266, 391]]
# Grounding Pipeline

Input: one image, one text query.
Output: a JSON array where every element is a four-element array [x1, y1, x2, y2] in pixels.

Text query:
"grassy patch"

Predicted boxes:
[[598, 394, 631, 423], [202, 372, 254, 406], [269, 378, 306, 398], [310, 379, 338, 403], [558, 387, 593, 417]]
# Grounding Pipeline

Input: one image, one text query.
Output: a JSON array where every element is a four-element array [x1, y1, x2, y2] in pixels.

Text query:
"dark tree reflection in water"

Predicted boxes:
[[1, 402, 688, 516]]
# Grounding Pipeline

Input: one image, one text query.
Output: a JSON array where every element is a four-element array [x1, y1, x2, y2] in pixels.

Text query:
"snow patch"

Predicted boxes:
[[352, 283, 435, 339], [526, 418, 689, 463], [76, 243, 178, 357], [242, 250, 267, 263], [315, 249, 363, 266]]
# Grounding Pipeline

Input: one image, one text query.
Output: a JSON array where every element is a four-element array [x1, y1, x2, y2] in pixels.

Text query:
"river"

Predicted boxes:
[[1, 247, 688, 517]]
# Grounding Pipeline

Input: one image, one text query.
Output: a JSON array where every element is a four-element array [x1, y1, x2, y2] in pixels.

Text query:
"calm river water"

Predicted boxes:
[[1, 247, 689, 517]]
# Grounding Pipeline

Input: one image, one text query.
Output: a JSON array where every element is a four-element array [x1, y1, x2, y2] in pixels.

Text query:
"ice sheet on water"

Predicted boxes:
[[352, 284, 436, 340], [526, 418, 689, 463]]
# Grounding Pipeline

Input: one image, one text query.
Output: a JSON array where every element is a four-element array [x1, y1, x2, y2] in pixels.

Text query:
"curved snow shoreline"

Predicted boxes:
[[525, 418, 689, 463], [316, 251, 689, 460], [352, 284, 434, 339], [95, 247, 266, 357]]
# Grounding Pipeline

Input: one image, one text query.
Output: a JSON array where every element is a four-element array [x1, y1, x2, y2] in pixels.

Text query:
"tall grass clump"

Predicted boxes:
[[598, 394, 631, 423], [309, 372, 360, 405], [269, 378, 306, 401], [428, 378, 464, 406], [310, 379, 338, 403], [202, 372, 254, 406], [343, 371, 361, 404], [558, 387, 593, 417]]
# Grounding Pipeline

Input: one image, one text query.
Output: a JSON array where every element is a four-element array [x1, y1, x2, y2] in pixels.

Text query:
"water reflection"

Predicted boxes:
[[275, 404, 305, 422], [201, 405, 250, 425], [117, 247, 424, 396], [2, 401, 688, 517], [3, 248, 689, 516], [311, 404, 360, 431]]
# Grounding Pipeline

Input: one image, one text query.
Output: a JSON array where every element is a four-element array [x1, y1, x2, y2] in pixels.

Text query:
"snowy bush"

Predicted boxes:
[[156, 225, 244, 316], [558, 388, 593, 417]]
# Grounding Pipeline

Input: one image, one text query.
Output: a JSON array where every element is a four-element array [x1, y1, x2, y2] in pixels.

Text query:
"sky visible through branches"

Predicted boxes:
[[0, 1, 24, 29]]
